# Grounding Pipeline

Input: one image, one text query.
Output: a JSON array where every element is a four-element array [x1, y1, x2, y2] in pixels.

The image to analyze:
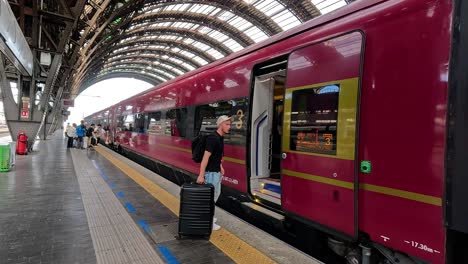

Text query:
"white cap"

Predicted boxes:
[[216, 115, 232, 126]]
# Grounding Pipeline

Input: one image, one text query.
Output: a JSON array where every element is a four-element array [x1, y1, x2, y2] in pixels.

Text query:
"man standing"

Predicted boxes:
[[196, 115, 231, 231], [66, 123, 76, 148], [76, 120, 86, 149], [95, 124, 104, 144], [65, 123, 70, 139], [86, 124, 95, 148]]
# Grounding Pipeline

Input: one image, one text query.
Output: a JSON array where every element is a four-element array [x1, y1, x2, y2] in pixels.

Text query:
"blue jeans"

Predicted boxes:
[[205, 171, 221, 202]]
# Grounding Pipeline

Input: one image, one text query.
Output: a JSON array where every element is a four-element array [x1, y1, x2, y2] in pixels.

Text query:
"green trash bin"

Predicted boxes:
[[0, 144, 10, 172]]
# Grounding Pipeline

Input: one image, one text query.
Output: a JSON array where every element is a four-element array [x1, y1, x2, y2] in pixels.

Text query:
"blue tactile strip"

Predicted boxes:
[[86, 150, 235, 264], [72, 150, 164, 264]]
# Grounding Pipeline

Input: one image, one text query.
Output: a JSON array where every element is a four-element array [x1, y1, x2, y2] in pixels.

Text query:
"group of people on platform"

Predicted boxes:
[[63, 115, 230, 232], [64, 120, 106, 149]]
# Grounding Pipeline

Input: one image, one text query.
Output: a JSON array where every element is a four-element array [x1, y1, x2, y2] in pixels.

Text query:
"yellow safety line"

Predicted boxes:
[[95, 146, 276, 264]]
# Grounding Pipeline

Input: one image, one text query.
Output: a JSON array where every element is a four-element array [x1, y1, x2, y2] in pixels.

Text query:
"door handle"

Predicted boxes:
[[281, 153, 287, 159]]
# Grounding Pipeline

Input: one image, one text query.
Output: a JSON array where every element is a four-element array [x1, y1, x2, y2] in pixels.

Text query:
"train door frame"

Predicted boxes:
[[280, 31, 364, 241], [248, 56, 288, 208], [445, 0, 468, 262]]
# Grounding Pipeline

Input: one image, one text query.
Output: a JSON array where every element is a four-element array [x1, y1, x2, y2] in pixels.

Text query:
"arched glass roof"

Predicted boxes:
[[72, 0, 350, 94]]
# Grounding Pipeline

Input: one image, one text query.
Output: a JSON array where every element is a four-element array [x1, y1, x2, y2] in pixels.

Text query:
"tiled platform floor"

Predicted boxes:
[[0, 134, 96, 264], [0, 131, 320, 264]]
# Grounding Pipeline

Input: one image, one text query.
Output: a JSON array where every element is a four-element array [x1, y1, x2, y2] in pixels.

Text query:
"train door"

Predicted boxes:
[[281, 32, 363, 238], [250, 70, 286, 206]]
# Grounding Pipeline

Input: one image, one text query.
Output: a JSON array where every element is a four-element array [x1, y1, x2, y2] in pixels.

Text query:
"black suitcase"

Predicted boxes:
[[178, 183, 215, 238]]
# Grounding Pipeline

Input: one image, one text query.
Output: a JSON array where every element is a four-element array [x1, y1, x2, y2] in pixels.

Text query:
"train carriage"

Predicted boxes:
[[85, 1, 468, 263]]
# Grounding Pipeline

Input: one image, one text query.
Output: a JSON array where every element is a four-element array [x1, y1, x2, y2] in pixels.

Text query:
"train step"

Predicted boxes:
[[253, 188, 281, 204], [259, 177, 281, 186], [241, 202, 285, 222]]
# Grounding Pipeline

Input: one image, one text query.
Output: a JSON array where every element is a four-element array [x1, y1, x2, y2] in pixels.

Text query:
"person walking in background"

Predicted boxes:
[[66, 123, 76, 148], [86, 124, 95, 148], [196, 115, 231, 231]]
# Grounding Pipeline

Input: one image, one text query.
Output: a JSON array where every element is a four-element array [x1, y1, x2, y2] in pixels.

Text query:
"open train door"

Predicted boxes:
[[281, 31, 363, 238]]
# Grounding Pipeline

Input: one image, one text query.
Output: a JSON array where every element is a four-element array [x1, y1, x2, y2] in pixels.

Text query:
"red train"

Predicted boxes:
[[85, 1, 468, 263]]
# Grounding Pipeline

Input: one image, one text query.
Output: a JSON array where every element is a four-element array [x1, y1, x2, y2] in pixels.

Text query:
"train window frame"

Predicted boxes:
[[123, 114, 134, 131], [134, 113, 146, 133], [164, 108, 189, 138], [194, 97, 248, 146], [288, 84, 340, 156], [147, 111, 163, 135]]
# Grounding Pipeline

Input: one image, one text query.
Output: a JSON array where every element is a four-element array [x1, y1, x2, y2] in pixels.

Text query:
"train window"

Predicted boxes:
[[147, 111, 163, 135], [195, 98, 248, 145], [134, 113, 146, 133], [194, 105, 218, 136], [165, 108, 188, 138], [228, 98, 248, 145], [116, 116, 124, 130], [289, 85, 340, 155], [123, 115, 134, 131]]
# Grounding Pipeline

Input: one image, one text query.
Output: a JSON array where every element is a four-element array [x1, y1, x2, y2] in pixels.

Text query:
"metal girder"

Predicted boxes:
[[81, 67, 168, 86], [39, 54, 62, 110], [66, 0, 336, 98], [86, 63, 176, 82], [41, 27, 58, 50], [108, 47, 202, 68], [0, 54, 17, 108], [69, 9, 138, 95], [133, 11, 254, 47], [110, 37, 216, 62], [78, 0, 144, 61], [76, 38, 215, 86], [47, 84, 65, 134], [35, 0, 86, 138], [80, 71, 161, 92], [90, 66, 171, 82], [73, 10, 137, 86], [80, 0, 129, 55], [38, 20, 72, 112], [279, 0, 321, 21], [125, 27, 232, 55], [57, 0, 73, 17], [100, 60, 183, 78], [39, 10, 74, 23], [144, 0, 283, 36], [73, 7, 247, 94], [106, 55, 192, 72], [63, 0, 118, 98]]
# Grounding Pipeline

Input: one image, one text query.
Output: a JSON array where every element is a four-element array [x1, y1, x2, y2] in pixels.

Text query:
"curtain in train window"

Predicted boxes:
[[289, 85, 340, 155], [134, 113, 146, 133], [165, 108, 188, 138], [116, 115, 125, 130]]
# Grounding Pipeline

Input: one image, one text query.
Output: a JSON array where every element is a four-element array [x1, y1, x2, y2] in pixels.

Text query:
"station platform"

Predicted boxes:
[[0, 132, 321, 264]]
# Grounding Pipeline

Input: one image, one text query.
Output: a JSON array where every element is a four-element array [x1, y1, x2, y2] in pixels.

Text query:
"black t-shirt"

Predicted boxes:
[[205, 132, 224, 172], [86, 127, 94, 137]]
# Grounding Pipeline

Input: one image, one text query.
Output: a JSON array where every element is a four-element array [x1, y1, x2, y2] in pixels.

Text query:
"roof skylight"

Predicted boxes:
[[94, 0, 350, 86]]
